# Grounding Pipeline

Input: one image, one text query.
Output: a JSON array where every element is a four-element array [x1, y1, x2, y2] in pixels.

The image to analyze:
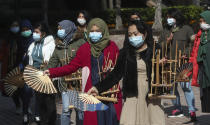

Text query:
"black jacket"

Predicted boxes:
[[95, 43, 157, 99]]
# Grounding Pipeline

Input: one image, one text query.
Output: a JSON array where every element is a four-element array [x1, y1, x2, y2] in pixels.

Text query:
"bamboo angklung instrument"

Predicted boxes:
[[155, 50, 160, 94], [96, 52, 120, 103], [150, 41, 156, 97], [172, 41, 178, 96], [183, 44, 186, 63], [149, 40, 177, 99], [178, 50, 182, 67], [175, 42, 193, 82], [162, 42, 164, 92], [169, 42, 172, 86]]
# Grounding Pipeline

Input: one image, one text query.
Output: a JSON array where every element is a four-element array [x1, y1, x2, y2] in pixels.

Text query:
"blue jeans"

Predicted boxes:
[[171, 82, 195, 112], [61, 91, 84, 125]]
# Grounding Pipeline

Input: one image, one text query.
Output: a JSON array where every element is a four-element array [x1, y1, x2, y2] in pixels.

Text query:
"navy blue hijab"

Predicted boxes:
[[17, 19, 34, 65], [20, 19, 34, 53]]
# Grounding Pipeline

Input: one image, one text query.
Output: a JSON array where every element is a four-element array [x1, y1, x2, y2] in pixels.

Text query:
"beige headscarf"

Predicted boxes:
[[87, 18, 110, 57]]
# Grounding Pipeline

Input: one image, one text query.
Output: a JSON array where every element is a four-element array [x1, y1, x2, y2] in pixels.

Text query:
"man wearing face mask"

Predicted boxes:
[[197, 10, 210, 113], [73, 10, 90, 41], [159, 8, 197, 122], [47, 20, 85, 125]]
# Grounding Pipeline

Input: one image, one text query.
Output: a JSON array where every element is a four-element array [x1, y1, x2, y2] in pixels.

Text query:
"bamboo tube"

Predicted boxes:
[[95, 96, 118, 103], [65, 77, 82, 81], [155, 50, 160, 83], [155, 50, 160, 94], [178, 50, 181, 67], [162, 42, 164, 85], [150, 41, 156, 95], [169, 42, 172, 85], [183, 44, 186, 63], [173, 41, 178, 95], [101, 90, 120, 95], [188, 43, 192, 63], [161, 42, 166, 93], [148, 94, 176, 99], [165, 41, 168, 57]]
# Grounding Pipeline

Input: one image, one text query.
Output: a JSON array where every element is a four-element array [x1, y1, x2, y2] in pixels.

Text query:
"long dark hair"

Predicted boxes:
[[34, 22, 49, 36], [124, 20, 153, 52], [75, 10, 91, 26], [122, 20, 154, 98], [130, 11, 142, 20]]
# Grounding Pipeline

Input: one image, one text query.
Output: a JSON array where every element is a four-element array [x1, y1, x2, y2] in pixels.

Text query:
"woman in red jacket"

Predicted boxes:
[[189, 30, 202, 87], [45, 18, 122, 125]]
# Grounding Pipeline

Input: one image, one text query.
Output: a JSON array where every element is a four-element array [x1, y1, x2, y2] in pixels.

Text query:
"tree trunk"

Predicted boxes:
[[192, 0, 200, 6], [146, 0, 157, 7], [152, 0, 163, 41], [115, 0, 123, 30], [42, 0, 49, 30], [101, 0, 108, 11], [109, 0, 114, 9]]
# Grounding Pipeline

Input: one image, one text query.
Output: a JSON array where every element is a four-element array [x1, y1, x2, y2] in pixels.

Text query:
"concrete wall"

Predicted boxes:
[[110, 34, 125, 50]]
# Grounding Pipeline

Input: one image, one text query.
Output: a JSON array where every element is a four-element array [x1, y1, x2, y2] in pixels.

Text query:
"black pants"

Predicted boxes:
[[12, 89, 21, 108], [35, 92, 57, 125]]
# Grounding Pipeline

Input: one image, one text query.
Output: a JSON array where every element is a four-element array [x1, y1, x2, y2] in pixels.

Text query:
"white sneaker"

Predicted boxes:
[[23, 114, 28, 123], [35, 116, 41, 122]]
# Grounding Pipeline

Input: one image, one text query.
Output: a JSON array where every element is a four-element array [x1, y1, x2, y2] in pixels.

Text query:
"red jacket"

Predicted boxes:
[[49, 41, 122, 125], [189, 30, 202, 87]]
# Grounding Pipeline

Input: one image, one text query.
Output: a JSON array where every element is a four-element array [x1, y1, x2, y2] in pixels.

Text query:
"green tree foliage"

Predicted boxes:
[[97, 5, 204, 26]]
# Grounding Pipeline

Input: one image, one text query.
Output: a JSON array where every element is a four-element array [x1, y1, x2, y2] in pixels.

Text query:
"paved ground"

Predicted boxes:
[[1, 85, 210, 125], [164, 85, 210, 125]]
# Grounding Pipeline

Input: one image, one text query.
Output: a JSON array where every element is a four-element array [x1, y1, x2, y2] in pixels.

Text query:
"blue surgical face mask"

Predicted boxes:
[[89, 32, 102, 43], [129, 35, 144, 48], [57, 29, 66, 39], [10, 26, 20, 33], [21, 30, 32, 37], [33, 32, 41, 41], [167, 18, 176, 26]]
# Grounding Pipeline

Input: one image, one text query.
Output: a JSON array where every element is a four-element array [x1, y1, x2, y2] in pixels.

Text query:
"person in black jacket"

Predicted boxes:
[[18, 19, 34, 125], [88, 20, 165, 125]]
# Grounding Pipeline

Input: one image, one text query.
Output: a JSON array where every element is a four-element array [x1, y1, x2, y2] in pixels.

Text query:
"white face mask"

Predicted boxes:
[[167, 18, 176, 26], [200, 23, 210, 30], [77, 18, 86, 25]]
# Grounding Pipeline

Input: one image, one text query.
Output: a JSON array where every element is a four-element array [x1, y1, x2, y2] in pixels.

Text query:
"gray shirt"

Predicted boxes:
[[159, 25, 194, 60]]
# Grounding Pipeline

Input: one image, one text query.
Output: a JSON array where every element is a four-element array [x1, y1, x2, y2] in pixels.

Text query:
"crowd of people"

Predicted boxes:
[[0, 8, 210, 125]]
